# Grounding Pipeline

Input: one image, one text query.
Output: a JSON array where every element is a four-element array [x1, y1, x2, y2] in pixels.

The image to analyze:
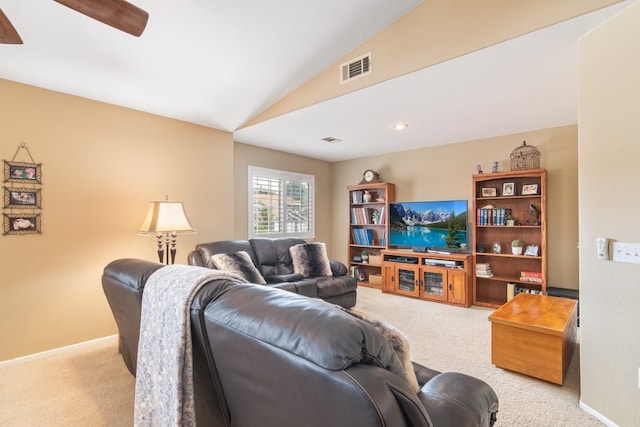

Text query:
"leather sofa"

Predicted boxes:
[[187, 237, 357, 308], [102, 259, 499, 426]]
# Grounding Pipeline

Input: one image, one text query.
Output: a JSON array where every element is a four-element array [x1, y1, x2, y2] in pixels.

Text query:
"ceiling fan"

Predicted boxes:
[[0, 0, 148, 44]]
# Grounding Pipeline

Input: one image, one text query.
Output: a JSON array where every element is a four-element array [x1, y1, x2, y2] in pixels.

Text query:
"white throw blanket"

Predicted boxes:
[[134, 265, 246, 427]]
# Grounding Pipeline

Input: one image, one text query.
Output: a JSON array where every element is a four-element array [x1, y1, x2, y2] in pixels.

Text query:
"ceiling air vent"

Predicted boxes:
[[321, 137, 342, 143], [340, 52, 371, 84]]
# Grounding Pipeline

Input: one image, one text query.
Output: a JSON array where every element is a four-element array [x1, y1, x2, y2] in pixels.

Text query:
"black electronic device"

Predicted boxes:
[[386, 255, 418, 264], [412, 246, 427, 253]]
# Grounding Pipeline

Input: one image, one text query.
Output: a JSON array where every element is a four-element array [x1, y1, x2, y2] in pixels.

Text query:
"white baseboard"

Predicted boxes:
[[579, 399, 619, 427], [0, 335, 118, 368]]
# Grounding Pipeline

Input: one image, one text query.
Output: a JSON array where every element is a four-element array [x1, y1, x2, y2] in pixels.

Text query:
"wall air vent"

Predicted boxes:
[[340, 52, 371, 84]]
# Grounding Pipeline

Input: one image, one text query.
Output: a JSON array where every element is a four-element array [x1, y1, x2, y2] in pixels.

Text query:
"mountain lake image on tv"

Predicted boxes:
[[389, 200, 468, 250]]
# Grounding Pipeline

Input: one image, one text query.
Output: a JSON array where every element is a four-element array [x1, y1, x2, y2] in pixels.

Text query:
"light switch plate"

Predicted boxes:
[[612, 242, 640, 264]]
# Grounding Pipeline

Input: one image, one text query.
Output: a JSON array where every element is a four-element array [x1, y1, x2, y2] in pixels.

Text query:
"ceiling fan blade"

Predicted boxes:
[[0, 9, 23, 44], [54, 0, 148, 37]]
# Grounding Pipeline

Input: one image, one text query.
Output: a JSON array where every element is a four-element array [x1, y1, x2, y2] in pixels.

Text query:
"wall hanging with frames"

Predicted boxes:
[[3, 142, 43, 235]]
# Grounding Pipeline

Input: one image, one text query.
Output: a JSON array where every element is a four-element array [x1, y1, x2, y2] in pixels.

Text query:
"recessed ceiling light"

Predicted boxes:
[[394, 123, 409, 130], [321, 137, 342, 143]]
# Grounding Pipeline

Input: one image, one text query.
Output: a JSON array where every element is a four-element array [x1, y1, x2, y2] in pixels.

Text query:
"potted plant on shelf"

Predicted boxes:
[[511, 239, 523, 255], [361, 249, 369, 264], [505, 209, 515, 226]]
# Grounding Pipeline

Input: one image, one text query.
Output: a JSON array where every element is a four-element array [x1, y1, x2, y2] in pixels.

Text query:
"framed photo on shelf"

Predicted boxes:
[[482, 187, 497, 197], [3, 160, 42, 184], [522, 184, 538, 195], [525, 245, 539, 256], [4, 187, 41, 209], [502, 182, 515, 196]]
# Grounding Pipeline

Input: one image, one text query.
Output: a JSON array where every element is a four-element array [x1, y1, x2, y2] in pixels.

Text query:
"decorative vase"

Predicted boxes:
[[363, 191, 372, 203], [512, 246, 523, 255], [492, 242, 501, 254], [361, 255, 369, 264]]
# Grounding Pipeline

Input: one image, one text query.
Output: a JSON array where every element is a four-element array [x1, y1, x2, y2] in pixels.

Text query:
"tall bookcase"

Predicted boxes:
[[472, 169, 546, 308], [347, 182, 395, 288]]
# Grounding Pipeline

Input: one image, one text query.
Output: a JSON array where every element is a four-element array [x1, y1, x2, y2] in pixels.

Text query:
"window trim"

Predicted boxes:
[[248, 166, 315, 239]]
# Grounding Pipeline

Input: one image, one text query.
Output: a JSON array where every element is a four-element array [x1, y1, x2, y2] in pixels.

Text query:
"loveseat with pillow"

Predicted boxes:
[[187, 237, 357, 308]]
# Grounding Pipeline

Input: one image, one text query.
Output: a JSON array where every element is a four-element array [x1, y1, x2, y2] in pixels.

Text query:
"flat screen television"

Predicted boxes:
[[388, 200, 469, 250]]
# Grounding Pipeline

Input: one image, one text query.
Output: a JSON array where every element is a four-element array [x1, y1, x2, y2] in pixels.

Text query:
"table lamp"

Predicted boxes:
[[138, 198, 196, 264]]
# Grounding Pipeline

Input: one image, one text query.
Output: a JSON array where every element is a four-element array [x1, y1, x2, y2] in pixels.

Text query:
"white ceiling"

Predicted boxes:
[[0, 1, 633, 162]]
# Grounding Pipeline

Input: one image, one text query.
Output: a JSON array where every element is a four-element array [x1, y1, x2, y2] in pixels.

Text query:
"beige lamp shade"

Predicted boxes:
[[138, 201, 196, 234]]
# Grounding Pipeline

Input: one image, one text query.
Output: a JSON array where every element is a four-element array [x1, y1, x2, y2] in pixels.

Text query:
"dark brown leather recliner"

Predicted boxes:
[[102, 258, 498, 427]]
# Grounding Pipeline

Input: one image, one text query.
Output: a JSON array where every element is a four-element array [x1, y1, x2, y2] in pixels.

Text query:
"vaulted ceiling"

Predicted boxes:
[[0, 0, 633, 161]]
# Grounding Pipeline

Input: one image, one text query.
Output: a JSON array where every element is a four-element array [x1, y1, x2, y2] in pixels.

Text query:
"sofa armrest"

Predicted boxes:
[[418, 372, 498, 427], [329, 259, 348, 276], [103, 258, 164, 292], [188, 250, 205, 267], [412, 361, 441, 387]]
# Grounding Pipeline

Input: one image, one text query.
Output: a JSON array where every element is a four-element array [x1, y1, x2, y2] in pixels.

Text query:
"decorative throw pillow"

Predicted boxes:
[[348, 309, 420, 393], [289, 242, 333, 278], [211, 251, 266, 285]]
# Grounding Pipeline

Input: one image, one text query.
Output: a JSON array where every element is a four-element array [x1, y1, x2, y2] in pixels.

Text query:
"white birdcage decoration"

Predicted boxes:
[[510, 141, 540, 171]]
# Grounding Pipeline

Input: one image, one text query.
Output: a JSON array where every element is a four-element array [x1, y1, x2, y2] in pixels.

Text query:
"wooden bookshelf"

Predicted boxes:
[[472, 169, 547, 308], [347, 182, 394, 288]]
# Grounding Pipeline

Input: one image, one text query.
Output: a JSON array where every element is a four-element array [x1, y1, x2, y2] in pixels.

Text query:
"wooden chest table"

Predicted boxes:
[[488, 293, 578, 385]]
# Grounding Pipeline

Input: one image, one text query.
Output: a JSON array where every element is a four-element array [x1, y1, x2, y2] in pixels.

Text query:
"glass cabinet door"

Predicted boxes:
[[395, 265, 419, 297], [421, 267, 447, 301]]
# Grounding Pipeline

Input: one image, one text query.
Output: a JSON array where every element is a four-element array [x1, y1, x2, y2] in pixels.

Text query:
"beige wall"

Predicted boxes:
[[578, 2, 640, 425], [0, 79, 234, 361], [331, 126, 579, 290], [246, 0, 623, 127], [233, 143, 334, 251]]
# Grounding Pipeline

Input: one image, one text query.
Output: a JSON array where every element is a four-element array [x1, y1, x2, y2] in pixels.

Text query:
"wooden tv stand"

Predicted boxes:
[[381, 249, 472, 307]]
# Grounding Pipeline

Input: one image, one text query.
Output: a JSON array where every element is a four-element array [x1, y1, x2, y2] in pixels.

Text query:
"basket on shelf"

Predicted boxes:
[[368, 255, 382, 266], [510, 141, 540, 171], [369, 274, 382, 286]]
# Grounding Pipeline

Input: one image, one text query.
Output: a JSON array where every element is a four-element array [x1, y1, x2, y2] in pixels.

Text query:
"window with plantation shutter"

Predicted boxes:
[[248, 166, 315, 239]]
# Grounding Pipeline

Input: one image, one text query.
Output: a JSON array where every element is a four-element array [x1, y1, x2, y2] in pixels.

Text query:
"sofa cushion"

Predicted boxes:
[[211, 251, 266, 284], [290, 242, 332, 277], [203, 283, 407, 381], [250, 237, 304, 278]]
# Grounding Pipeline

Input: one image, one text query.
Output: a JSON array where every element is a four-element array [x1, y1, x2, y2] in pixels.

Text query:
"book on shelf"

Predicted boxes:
[[519, 276, 543, 283], [476, 207, 507, 226], [350, 206, 385, 225], [349, 265, 366, 281], [475, 262, 493, 277], [379, 229, 386, 246], [507, 283, 516, 301], [351, 228, 376, 246], [519, 270, 543, 283], [476, 272, 494, 278], [520, 271, 542, 278]]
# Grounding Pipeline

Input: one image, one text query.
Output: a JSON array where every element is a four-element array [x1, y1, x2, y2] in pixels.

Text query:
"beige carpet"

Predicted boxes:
[[0, 287, 602, 426], [0, 336, 134, 427]]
